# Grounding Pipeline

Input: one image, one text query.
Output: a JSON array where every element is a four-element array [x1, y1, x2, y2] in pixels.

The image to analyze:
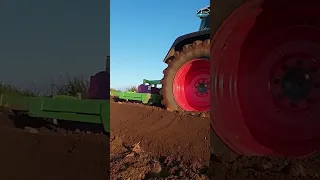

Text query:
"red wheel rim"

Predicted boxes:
[[173, 59, 210, 111], [211, 0, 320, 157]]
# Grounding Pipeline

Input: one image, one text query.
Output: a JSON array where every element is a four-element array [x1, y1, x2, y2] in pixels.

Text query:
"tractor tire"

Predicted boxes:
[[211, 0, 320, 158], [210, 0, 249, 161], [160, 39, 210, 112]]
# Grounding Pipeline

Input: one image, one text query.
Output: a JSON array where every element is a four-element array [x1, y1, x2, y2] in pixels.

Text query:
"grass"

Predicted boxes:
[[110, 88, 119, 92], [1, 76, 139, 98], [49, 75, 89, 98], [2, 76, 143, 98], [110, 85, 137, 93], [0, 75, 90, 98], [0, 76, 142, 98], [0, 83, 37, 96], [125, 85, 137, 92]]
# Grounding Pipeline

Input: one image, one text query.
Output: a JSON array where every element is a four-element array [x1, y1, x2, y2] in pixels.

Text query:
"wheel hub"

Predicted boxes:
[[270, 56, 319, 110], [281, 68, 311, 101], [195, 80, 209, 95]]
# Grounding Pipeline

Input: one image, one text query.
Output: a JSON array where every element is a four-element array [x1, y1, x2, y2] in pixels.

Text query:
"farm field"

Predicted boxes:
[[110, 100, 320, 180], [0, 107, 109, 180], [110, 100, 210, 179]]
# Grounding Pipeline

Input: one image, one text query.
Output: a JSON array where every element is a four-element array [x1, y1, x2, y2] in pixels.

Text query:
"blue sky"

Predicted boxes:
[[110, 0, 209, 90], [0, 0, 108, 90]]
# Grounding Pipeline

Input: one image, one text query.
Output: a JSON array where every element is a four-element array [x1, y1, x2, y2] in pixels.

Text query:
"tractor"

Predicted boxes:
[[88, 56, 110, 100], [112, 6, 211, 110], [210, 0, 320, 159], [160, 5, 210, 112]]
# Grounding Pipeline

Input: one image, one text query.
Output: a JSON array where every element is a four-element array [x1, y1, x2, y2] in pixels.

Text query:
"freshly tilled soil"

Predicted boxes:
[[0, 107, 109, 180], [208, 154, 320, 180], [9, 98, 319, 179], [110, 101, 210, 161], [110, 101, 320, 180], [110, 101, 210, 179]]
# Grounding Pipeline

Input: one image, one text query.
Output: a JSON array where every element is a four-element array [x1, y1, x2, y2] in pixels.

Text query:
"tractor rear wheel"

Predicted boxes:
[[211, 0, 320, 158], [161, 40, 210, 112]]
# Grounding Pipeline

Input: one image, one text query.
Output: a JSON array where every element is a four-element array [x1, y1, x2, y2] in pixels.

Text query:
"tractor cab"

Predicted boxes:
[[197, 6, 210, 31], [137, 79, 161, 94], [143, 79, 161, 88], [88, 56, 110, 99]]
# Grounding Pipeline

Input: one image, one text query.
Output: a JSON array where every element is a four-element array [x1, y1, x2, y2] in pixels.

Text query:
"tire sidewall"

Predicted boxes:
[[162, 41, 210, 111]]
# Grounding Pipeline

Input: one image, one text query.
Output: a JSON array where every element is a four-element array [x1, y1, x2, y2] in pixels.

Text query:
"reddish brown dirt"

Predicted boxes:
[[208, 154, 320, 180], [110, 101, 320, 180], [110, 101, 210, 160], [0, 108, 109, 180], [110, 101, 210, 179]]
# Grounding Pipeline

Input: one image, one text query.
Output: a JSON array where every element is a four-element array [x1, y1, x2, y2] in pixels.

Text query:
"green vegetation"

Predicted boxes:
[[110, 88, 119, 92], [0, 83, 37, 96], [1, 76, 141, 98], [110, 85, 137, 93], [2, 76, 140, 98], [0, 75, 89, 97], [125, 85, 137, 92], [49, 75, 89, 98]]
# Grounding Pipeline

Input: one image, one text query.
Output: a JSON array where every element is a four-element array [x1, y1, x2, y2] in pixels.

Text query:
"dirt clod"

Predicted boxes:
[[24, 126, 39, 133]]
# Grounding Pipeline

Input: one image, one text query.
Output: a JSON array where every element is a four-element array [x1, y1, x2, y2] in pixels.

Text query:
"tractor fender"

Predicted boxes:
[[163, 29, 210, 63]]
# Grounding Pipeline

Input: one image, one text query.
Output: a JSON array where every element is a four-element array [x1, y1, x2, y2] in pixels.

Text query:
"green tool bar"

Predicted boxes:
[[0, 94, 110, 132]]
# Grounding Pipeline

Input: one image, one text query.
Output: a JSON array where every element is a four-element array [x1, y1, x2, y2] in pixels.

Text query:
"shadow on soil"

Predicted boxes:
[[0, 107, 109, 180], [8, 110, 106, 134], [112, 96, 165, 109]]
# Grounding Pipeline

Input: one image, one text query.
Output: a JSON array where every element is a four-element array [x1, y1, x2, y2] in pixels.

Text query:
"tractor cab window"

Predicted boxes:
[[199, 15, 210, 30]]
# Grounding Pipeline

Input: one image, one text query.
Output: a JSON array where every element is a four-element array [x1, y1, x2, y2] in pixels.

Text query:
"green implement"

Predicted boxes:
[[111, 91, 161, 105], [0, 94, 110, 132]]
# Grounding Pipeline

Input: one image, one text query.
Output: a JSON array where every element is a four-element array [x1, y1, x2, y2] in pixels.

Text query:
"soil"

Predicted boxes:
[[110, 101, 320, 180], [110, 101, 210, 179], [0, 107, 109, 180], [208, 154, 320, 180], [5, 97, 320, 180]]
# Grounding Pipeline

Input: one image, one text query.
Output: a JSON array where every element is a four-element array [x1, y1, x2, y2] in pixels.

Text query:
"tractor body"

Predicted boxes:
[[160, 6, 211, 112]]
